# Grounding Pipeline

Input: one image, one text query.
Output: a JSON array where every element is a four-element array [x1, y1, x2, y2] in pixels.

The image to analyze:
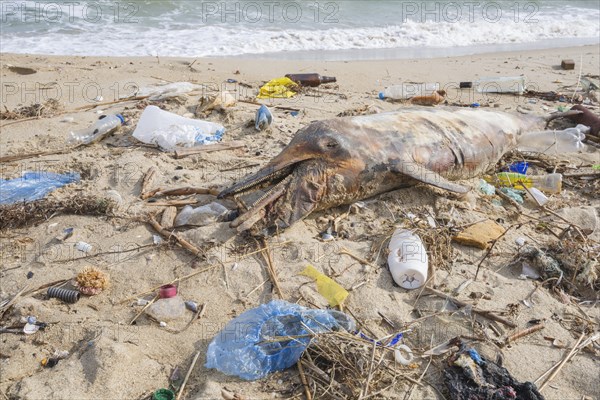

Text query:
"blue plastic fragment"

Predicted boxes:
[[468, 348, 484, 365], [0, 171, 81, 205], [205, 300, 355, 380], [508, 162, 529, 174]]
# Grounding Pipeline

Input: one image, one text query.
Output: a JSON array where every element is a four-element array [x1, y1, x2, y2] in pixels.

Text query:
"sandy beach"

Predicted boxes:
[[1, 44, 599, 400]]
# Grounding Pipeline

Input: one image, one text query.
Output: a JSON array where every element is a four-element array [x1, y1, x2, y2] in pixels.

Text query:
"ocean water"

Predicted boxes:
[[1, 0, 599, 59]]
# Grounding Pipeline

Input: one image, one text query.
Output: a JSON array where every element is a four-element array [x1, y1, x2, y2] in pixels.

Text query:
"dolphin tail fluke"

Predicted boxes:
[[394, 162, 470, 194]]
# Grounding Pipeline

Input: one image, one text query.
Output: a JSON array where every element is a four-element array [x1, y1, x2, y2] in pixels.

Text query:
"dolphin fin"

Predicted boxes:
[[394, 161, 470, 194]]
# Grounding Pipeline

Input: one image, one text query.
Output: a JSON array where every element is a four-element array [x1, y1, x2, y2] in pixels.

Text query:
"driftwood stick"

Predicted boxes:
[[297, 360, 313, 400], [176, 350, 202, 400], [140, 167, 158, 198], [474, 225, 514, 281], [0, 145, 82, 163], [150, 187, 221, 198], [130, 294, 158, 325], [259, 238, 284, 299], [147, 214, 204, 257], [426, 287, 517, 328], [120, 265, 216, 304], [146, 200, 198, 207], [503, 323, 545, 346], [174, 140, 246, 158], [339, 247, 379, 270], [537, 331, 586, 391]]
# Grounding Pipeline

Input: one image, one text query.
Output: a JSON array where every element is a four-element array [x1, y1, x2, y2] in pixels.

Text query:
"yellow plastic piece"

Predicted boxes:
[[301, 265, 349, 307], [257, 77, 298, 99]]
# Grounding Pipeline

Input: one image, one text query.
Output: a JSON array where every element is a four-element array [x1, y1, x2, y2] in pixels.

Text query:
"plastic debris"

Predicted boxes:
[[68, 114, 124, 145], [23, 316, 39, 335], [136, 82, 202, 101], [257, 77, 298, 99], [520, 246, 563, 280], [184, 301, 199, 312], [197, 91, 237, 115], [0, 171, 80, 205], [526, 187, 549, 206], [500, 187, 525, 204], [75, 241, 92, 253], [474, 76, 527, 95], [488, 172, 562, 194], [174, 202, 229, 227], [388, 229, 428, 289], [132, 105, 225, 151], [47, 287, 80, 303], [255, 104, 273, 131], [444, 340, 544, 400], [508, 161, 529, 174], [301, 265, 349, 307], [159, 284, 177, 299], [477, 179, 495, 196], [206, 300, 355, 380], [152, 388, 175, 400], [394, 344, 414, 365]]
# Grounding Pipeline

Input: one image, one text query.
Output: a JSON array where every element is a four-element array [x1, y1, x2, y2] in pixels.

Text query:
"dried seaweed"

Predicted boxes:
[[0, 99, 63, 120], [299, 331, 414, 399], [0, 195, 116, 230]]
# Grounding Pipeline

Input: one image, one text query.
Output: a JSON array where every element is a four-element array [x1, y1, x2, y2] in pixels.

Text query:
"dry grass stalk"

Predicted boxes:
[[0, 99, 63, 120], [299, 331, 413, 399]]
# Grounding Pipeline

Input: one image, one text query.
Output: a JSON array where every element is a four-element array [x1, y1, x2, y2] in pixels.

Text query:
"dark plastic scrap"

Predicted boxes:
[[444, 339, 545, 400]]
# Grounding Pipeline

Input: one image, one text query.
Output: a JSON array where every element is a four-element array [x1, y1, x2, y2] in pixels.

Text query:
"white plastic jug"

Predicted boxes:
[[388, 229, 428, 289]]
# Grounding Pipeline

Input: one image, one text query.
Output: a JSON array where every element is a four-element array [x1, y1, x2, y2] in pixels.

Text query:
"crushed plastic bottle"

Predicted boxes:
[[68, 114, 124, 145], [132, 105, 225, 151], [517, 124, 590, 153], [379, 82, 440, 101], [490, 172, 562, 194], [135, 82, 203, 101], [174, 202, 229, 227], [0, 171, 80, 205], [475, 76, 527, 94], [205, 300, 355, 380]]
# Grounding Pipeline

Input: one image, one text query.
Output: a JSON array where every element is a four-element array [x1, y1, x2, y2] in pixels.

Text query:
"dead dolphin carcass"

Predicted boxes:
[[219, 107, 580, 236]]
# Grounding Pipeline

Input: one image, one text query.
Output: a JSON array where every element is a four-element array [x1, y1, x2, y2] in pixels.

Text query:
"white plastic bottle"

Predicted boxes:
[[517, 124, 590, 153], [388, 229, 428, 289], [379, 83, 440, 101], [68, 114, 124, 145]]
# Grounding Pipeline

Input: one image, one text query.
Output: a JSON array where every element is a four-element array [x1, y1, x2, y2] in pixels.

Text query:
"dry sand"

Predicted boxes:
[[0, 45, 599, 400]]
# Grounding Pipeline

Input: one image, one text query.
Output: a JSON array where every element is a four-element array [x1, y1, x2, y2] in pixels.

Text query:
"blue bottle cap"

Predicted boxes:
[[379, 92, 385, 100], [116, 114, 125, 125]]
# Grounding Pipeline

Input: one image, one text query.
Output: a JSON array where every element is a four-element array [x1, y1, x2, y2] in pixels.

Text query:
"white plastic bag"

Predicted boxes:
[[132, 106, 225, 151]]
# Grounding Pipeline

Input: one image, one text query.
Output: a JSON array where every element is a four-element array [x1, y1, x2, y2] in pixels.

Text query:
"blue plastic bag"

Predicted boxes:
[[205, 300, 355, 380], [0, 171, 80, 205]]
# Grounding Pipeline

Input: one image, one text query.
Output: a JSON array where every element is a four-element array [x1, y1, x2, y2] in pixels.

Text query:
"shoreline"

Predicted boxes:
[[2, 41, 599, 62]]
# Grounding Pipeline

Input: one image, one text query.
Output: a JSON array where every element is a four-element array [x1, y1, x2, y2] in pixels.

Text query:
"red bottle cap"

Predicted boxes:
[[159, 284, 177, 299]]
